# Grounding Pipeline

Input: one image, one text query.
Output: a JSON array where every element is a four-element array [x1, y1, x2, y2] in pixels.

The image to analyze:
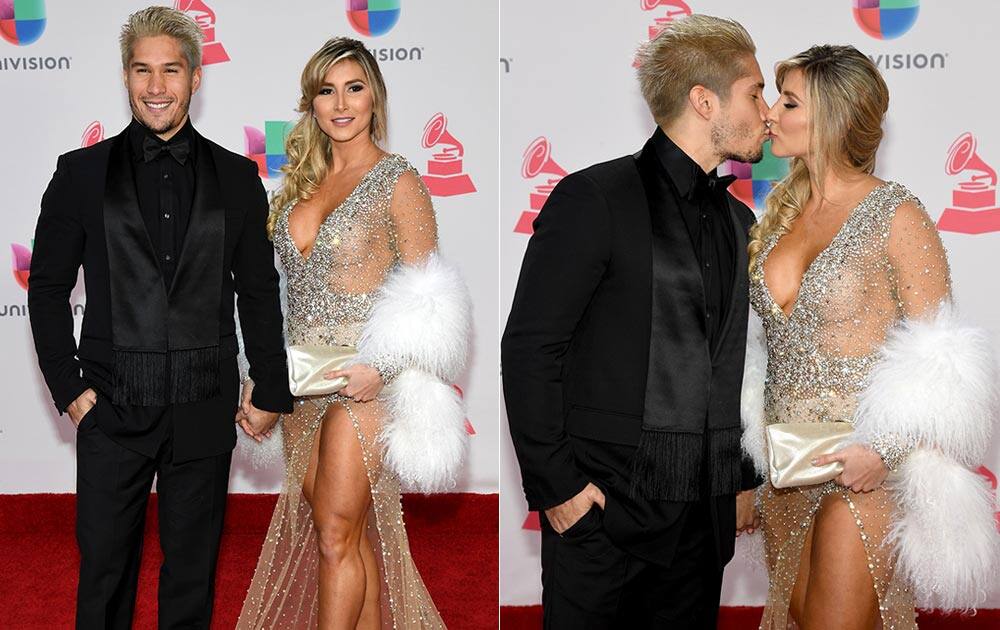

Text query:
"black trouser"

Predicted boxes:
[[74, 408, 231, 630], [540, 498, 724, 629]]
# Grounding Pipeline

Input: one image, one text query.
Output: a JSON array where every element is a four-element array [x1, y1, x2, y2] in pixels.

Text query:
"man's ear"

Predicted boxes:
[[688, 85, 718, 121], [191, 65, 203, 95]]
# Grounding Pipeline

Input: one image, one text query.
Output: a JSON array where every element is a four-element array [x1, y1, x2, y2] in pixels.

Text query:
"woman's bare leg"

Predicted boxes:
[[301, 403, 378, 629], [787, 518, 814, 625], [357, 527, 381, 629], [800, 492, 879, 630]]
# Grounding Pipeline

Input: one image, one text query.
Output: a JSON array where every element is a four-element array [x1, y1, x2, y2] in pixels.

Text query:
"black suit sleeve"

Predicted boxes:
[[28, 155, 89, 413], [501, 172, 611, 511], [741, 458, 763, 491], [233, 161, 293, 413]]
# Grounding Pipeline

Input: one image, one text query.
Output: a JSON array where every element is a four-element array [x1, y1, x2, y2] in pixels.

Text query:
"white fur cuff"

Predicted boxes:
[[741, 311, 768, 476], [382, 369, 468, 492], [889, 449, 999, 610], [357, 253, 472, 382], [852, 303, 998, 465]]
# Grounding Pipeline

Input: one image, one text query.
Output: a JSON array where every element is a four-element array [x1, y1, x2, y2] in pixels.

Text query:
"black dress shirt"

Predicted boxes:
[[651, 129, 735, 350], [127, 117, 196, 289]]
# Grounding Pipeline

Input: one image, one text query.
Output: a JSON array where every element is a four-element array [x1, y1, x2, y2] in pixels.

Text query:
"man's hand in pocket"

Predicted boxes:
[[67, 388, 97, 428], [544, 482, 606, 534]]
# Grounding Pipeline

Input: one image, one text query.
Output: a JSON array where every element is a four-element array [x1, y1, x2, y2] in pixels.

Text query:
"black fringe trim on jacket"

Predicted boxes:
[[628, 426, 744, 501]]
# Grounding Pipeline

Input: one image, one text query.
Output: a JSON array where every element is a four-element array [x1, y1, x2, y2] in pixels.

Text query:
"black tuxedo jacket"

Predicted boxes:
[[502, 133, 759, 565], [28, 126, 292, 461]]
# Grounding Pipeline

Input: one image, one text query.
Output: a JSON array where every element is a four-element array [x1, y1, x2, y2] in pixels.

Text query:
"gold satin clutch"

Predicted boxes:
[[765, 422, 853, 489], [286, 344, 357, 397]]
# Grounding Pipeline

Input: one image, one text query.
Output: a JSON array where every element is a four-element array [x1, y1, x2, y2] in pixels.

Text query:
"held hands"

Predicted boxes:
[[812, 443, 889, 493], [67, 388, 98, 428], [324, 363, 384, 403], [235, 380, 279, 443], [544, 482, 606, 534], [735, 489, 759, 537]]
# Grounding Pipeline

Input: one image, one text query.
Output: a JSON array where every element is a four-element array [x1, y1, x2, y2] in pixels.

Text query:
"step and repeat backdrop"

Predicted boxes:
[[0, 1, 499, 495], [501, 0, 1000, 608]]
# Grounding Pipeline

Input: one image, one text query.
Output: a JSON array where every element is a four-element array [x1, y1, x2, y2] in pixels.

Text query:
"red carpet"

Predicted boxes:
[[0, 493, 498, 629], [499, 605, 1000, 628]]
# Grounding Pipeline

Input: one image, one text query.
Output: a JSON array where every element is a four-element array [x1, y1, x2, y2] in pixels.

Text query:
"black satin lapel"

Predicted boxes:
[[167, 135, 223, 349], [637, 142, 710, 432], [104, 132, 168, 350], [636, 145, 707, 336], [712, 202, 749, 363]]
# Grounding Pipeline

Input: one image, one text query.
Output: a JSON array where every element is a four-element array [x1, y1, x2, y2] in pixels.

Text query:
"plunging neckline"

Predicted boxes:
[[286, 154, 391, 262], [761, 182, 889, 321]]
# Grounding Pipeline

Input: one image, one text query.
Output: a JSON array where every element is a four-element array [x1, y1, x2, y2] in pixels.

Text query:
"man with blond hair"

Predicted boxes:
[[503, 14, 769, 627], [28, 7, 291, 628]]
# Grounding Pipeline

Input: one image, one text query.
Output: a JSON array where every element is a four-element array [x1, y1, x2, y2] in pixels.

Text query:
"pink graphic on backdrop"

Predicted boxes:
[[174, 0, 230, 65], [81, 121, 103, 148], [937, 132, 1000, 234], [452, 384, 475, 435], [514, 137, 567, 235], [11, 243, 31, 290], [632, 0, 692, 67], [975, 466, 1000, 531], [420, 113, 476, 197], [522, 512, 541, 531]]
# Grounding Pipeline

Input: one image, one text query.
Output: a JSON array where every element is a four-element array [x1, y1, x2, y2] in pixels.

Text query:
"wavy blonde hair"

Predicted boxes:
[[268, 37, 388, 236], [748, 45, 888, 271]]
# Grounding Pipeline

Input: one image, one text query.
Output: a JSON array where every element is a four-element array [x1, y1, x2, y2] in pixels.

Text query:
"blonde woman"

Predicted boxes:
[[741, 45, 997, 628], [237, 37, 470, 629]]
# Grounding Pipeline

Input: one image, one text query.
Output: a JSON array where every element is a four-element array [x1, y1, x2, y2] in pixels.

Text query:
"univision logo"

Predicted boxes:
[[346, 0, 400, 37], [719, 142, 789, 211], [1, 0, 71, 72], [4, 239, 84, 318], [11, 242, 30, 290], [867, 51, 946, 71], [853, 0, 919, 40], [244, 121, 293, 179], [0, 0, 46, 46]]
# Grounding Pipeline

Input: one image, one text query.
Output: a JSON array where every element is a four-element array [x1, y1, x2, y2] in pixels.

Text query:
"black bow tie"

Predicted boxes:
[[143, 135, 190, 165], [690, 172, 737, 201]]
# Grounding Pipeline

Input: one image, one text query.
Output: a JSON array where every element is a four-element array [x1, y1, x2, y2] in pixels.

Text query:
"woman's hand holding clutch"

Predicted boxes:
[[812, 443, 889, 493], [325, 363, 384, 403]]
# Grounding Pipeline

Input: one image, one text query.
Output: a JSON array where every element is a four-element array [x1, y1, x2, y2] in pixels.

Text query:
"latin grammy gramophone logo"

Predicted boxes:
[[513, 137, 566, 235], [0, 0, 45, 46], [81, 121, 103, 148], [174, 0, 230, 65], [937, 132, 1000, 234], [632, 0, 691, 68], [420, 112, 476, 197]]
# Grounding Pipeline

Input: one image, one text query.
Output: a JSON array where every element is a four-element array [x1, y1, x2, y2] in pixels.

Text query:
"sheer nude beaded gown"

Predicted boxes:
[[749, 182, 951, 629], [237, 154, 445, 629]]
